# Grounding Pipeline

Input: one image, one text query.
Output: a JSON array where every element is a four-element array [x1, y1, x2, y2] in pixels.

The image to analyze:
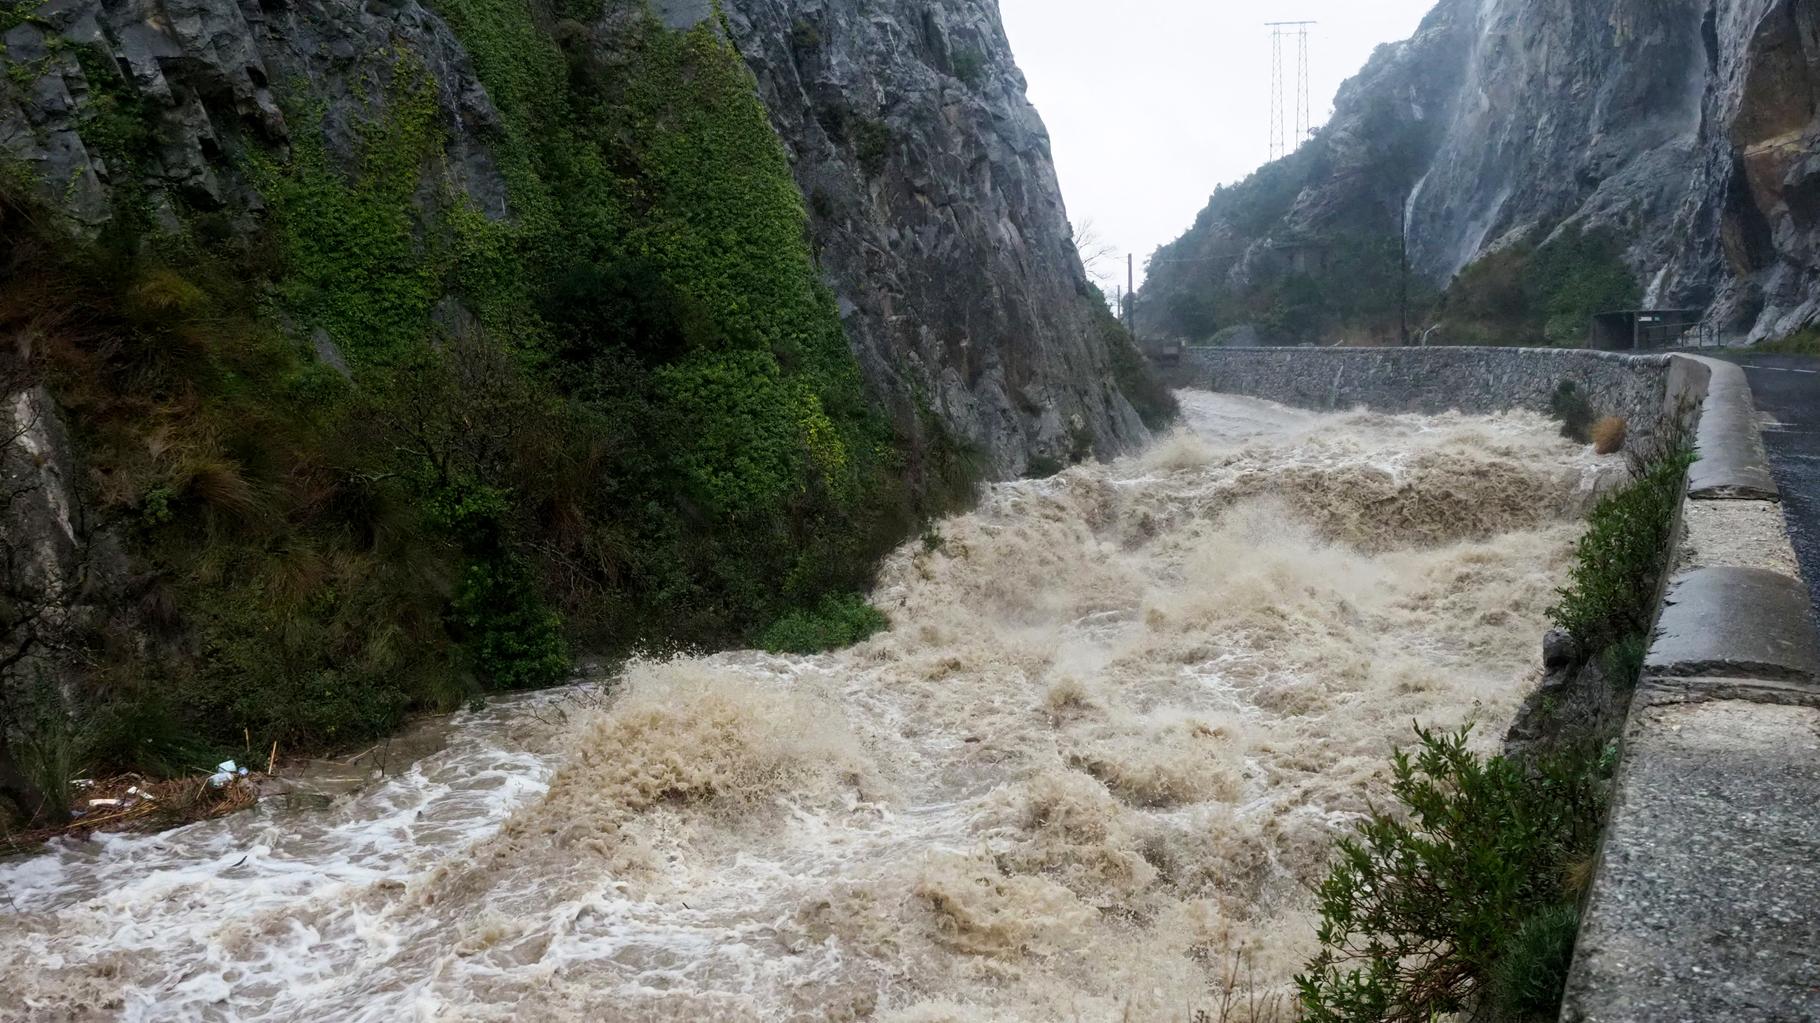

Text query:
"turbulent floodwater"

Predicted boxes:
[[0, 393, 1611, 1022]]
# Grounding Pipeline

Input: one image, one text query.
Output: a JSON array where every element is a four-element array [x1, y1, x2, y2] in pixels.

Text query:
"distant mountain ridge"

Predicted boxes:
[[1143, 0, 1820, 346]]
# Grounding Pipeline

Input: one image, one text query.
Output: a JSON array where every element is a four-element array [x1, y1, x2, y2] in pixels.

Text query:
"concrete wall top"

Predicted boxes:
[[1682, 357, 1780, 500], [1564, 354, 1815, 1022]]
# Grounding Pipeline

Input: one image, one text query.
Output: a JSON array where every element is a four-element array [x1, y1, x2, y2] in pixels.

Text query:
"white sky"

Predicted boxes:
[[999, 0, 1438, 290]]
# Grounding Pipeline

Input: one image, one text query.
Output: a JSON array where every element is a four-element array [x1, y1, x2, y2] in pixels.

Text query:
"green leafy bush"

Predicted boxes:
[[950, 49, 986, 85], [1489, 904, 1583, 1015], [1440, 225, 1639, 346], [1549, 380, 1595, 443], [1297, 725, 1607, 1023], [1528, 227, 1640, 345], [451, 554, 570, 690], [758, 594, 889, 654], [853, 117, 893, 178], [1548, 443, 1692, 648]]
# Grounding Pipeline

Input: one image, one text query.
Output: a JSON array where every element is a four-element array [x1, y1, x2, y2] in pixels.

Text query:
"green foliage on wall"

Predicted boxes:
[[241, 3, 908, 671], [71, 45, 157, 226], [0, 0, 46, 34], [3, 209, 465, 755], [1548, 442, 1692, 648]]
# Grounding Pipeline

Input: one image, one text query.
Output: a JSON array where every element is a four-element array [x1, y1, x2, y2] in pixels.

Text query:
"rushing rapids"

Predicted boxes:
[[0, 392, 1614, 1021]]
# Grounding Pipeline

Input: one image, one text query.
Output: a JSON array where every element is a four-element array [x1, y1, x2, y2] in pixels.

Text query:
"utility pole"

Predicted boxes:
[[1269, 27, 1285, 161], [1297, 24, 1312, 147], [1127, 253, 1136, 341]]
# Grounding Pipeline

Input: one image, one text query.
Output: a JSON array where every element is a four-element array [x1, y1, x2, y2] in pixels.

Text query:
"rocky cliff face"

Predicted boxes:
[[0, 0, 1168, 773], [716, 0, 1151, 471], [1145, 0, 1820, 345], [0, 0, 1149, 476]]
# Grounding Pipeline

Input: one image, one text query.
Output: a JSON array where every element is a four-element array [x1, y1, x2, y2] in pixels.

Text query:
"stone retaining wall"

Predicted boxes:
[[1168, 346, 1680, 438]]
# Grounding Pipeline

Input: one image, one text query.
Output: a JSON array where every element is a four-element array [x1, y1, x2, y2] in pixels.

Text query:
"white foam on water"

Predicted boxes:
[[0, 392, 1615, 1021]]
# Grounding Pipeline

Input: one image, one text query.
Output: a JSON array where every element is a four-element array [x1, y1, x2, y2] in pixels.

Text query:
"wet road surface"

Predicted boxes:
[[1717, 352, 1820, 623]]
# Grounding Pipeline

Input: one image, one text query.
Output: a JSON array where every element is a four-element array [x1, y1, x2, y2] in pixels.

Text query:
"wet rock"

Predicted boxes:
[[720, 0, 1153, 475], [1543, 627, 1581, 671]]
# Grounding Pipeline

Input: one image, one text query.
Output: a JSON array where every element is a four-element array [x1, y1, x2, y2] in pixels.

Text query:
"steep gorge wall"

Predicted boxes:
[[0, 0, 1147, 477], [1144, 0, 1820, 345], [718, 0, 1153, 471], [0, 0, 1162, 770]]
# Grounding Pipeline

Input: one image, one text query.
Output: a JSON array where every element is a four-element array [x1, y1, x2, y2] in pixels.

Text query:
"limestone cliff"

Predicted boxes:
[[0, 0, 1153, 475], [1143, 0, 1820, 345], [717, 0, 1153, 471], [0, 0, 1169, 773]]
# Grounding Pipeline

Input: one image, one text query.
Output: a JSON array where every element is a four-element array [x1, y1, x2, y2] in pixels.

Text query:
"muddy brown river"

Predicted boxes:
[[0, 392, 1611, 1021]]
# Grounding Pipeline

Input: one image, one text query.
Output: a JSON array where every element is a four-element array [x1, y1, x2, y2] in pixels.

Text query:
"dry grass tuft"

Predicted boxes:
[[1591, 416, 1627, 455]]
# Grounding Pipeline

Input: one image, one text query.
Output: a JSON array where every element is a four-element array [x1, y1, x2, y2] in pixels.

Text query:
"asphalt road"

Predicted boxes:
[[1715, 352, 1820, 623]]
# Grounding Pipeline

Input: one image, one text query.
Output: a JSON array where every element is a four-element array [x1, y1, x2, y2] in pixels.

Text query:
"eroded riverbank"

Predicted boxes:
[[0, 392, 1612, 1021]]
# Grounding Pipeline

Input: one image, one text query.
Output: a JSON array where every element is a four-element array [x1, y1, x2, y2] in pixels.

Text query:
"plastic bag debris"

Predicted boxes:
[[209, 760, 250, 788]]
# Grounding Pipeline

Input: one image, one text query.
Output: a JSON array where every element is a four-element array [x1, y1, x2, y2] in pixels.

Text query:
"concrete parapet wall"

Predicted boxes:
[[1560, 355, 1816, 1022]]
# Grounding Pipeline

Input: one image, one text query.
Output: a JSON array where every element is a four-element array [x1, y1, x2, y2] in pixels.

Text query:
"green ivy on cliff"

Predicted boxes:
[[1439, 225, 1641, 346], [251, 54, 446, 368], [0, 0, 926, 787], [240, 4, 903, 678]]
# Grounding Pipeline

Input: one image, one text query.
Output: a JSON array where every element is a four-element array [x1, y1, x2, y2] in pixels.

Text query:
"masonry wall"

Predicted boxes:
[[1168, 346, 1680, 437]]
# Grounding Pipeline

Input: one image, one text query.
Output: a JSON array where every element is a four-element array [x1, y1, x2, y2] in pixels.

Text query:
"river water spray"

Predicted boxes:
[[0, 392, 1609, 1021]]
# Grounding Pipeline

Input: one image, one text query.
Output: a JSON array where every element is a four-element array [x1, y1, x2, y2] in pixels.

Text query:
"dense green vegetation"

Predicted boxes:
[[1549, 381, 1597, 443], [757, 593, 889, 654], [2, 3, 961, 819], [1548, 441, 1692, 649], [1438, 225, 1641, 346], [1298, 726, 1610, 1023]]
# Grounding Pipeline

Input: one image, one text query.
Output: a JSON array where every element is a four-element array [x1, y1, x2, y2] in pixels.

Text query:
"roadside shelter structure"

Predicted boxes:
[[1588, 309, 1712, 350]]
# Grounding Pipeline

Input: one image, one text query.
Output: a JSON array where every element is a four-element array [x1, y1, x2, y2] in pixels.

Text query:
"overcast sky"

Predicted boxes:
[[998, 0, 1437, 290]]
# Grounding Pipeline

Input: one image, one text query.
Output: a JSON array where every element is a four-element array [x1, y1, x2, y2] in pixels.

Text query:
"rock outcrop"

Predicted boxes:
[[716, 0, 1151, 471], [1144, 0, 1820, 345], [0, 0, 1147, 477]]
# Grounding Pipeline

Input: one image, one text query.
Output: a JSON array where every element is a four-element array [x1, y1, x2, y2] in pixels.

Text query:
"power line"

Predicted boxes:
[[1298, 24, 1312, 146], [1268, 27, 1285, 162], [1266, 21, 1316, 161]]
